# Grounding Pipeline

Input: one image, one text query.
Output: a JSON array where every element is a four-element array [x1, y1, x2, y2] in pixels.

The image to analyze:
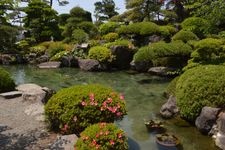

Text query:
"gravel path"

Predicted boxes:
[[0, 96, 57, 150]]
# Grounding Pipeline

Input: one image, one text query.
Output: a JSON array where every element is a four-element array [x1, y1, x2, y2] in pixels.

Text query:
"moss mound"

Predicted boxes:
[[176, 65, 225, 121], [45, 84, 127, 134], [0, 68, 15, 93]]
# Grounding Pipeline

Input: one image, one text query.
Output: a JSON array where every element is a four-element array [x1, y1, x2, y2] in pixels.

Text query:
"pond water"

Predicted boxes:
[[3, 65, 218, 150]]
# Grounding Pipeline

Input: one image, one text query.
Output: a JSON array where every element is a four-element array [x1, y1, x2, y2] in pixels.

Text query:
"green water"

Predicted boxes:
[[3, 65, 218, 150]]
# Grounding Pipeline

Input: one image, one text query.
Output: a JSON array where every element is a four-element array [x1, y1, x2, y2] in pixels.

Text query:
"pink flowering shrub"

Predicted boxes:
[[44, 84, 127, 134], [75, 123, 128, 150]]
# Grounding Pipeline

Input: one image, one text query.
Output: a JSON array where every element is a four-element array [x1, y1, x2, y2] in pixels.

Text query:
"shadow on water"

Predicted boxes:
[[128, 137, 141, 150]]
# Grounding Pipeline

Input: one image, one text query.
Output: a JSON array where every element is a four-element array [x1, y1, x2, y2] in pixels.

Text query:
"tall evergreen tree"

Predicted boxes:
[[94, 0, 118, 22]]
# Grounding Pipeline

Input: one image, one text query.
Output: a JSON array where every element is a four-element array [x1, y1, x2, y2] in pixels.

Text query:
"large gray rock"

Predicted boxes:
[[38, 61, 61, 69], [160, 95, 179, 118], [130, 60, 152, 72], [148, 67, 177, 77], [195, 107, 220, 134], [218, 112, 225, 134], [215, 112, 225, 149], [78, 59, 107, 71], [110, 45, 134, 69], [16, 84, 54, 104], [60, 55, 78, 67], [51, 134, 78, 150], [0, 91, 22, 99]]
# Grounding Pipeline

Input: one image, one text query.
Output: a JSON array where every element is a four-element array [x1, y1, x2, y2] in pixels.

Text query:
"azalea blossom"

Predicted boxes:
[[119, 94, 124, 100], [109, 140, 115, 145], [81, 101, 87, 106]]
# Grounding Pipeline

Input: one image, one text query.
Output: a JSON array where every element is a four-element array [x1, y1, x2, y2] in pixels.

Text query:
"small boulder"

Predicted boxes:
[[61, 55, 78, 67], [36, 55, 49, 63], [215, 132, 225, 150], [0, 54, 17, 65], [0, 91, 22, 99], [195, 107, 220, 134], [51, 134, 78, 150], [131, 60, 152, 72], [160, 95, 179, 118], [110, 46, 134, 69], [38, 61, 61, 69], [78, 59, 107, 71], [148, 67, 177, 77]]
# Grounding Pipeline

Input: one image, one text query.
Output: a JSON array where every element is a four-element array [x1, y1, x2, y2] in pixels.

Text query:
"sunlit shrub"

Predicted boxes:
[[172, 30, 198, 43], [176, 65, 225, 121], [88, 46, 114, 63], [45, 84, 127, 134], [103, 32, 119, 42], [75, 123, 128, 150]]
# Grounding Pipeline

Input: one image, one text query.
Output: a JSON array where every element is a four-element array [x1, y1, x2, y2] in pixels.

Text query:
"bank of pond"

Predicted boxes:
[[0, 65, 223, 150]]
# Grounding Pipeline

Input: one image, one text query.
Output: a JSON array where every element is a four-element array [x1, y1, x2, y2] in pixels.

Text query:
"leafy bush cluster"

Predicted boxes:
[[117, 22, 159, 36], [99, 22, 119, 35], [75, 123, 128, 150], [88, 46, 114, 63], [172, 30, 199, 43], [181, 17, 211, 38], [47, 42, 73, 57], [159, 25, 177, 38], [44, 84, 127, 134], [29, 45, 46, 56], [50, 51, 69, 61], [0, 68, 15, 93], [134, 41, 193, 66], [72, 29, 89, 44], [103, 32, 119, 42], [176, 65, 225, 121]]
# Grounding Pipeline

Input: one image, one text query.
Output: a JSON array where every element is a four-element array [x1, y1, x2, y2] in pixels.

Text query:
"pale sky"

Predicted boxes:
[[53, 0, 126, 17]]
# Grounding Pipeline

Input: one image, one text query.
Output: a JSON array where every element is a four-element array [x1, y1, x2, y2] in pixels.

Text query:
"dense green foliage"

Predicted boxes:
[[176, 65, 225, 121], [134, 41, 193, 66], [45, 84, 127, 134], [75, 123, 128, 150], [181, 17, 211, 38], [72, 29, 88, 44], [103, 32, 119, 42], [88, 46, 114, 63], [172, 30, 198, 43], [0, 67, 15, 93], [104, 40, 133, 49], [165, 76, 180, 97], [99, 22, 119, 35], [117, 22, 159, 36], [46, 42, 72, 57]]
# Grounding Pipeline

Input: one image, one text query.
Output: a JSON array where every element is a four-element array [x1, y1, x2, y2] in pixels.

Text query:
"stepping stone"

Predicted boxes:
[[38, 61, 61, 69], [0, 91, 22, 99]]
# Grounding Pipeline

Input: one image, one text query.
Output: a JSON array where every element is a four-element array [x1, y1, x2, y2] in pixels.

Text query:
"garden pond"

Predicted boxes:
[[3, 65, 219, 150]]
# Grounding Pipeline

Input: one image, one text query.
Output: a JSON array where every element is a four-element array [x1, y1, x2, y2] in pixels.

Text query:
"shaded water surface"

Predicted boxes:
[[3, 65, 218, 150]]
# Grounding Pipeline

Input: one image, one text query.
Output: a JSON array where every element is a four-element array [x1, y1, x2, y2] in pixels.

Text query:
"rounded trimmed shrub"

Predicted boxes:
[[133, 41, 192, 65], [0, 68, 15, 93], [44, 84, 127, 134], [99, 22, 119, 35], [29, 45, 46, 56], [103, 32, 119, 42], [75, 123, 128, 150], [176, 65, 225, 121], [88, 46, 114, 63], [47, 42, 72, 57], [72, 29, 89, 44], [172, 30, 198, 43], [159, 25, 177, 38]]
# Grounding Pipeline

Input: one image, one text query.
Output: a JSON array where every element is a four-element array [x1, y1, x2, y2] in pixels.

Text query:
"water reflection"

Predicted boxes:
[[2, 65, 219, 150]]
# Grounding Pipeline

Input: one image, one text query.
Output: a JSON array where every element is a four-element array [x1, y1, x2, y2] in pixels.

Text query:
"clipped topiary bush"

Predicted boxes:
[[159, 25, 177, 38], [72, 29, 89, 44], [99, 22, 119, 35], [176, 65, 225, 121], [172, 30, 198, 43], [181, 17, 211, 38], [75, 123, 128, 150], [103, 32, 119, 42], [133, 41, 193, 67], [50, 51, 69, 61], [44, 84, 127, 134], [0, 67, 15, 93], [88, 46, 114, 63], [117, 22, 159, 36]]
